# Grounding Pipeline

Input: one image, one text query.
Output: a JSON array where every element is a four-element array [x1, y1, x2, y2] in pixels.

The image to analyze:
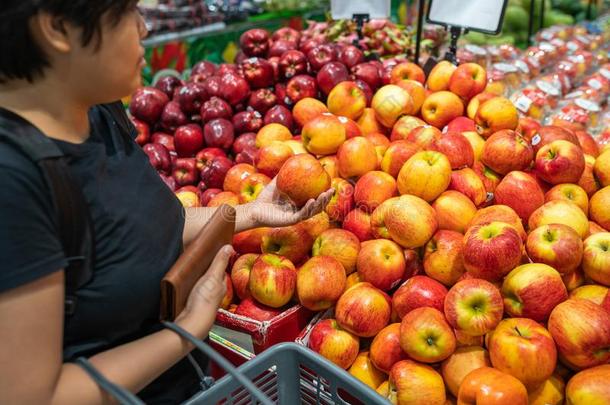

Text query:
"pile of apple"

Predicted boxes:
[[218, 59, 610, 404]]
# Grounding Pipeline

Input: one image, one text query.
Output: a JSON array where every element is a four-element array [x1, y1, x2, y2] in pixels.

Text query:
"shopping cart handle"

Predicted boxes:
[[162, 321, 274, 405], [75, 357, 145, 405]]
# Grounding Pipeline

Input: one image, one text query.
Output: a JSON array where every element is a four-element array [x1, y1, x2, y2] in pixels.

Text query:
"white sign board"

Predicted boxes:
[[330, 0, 391, 20], [427, 0, 508, 34]]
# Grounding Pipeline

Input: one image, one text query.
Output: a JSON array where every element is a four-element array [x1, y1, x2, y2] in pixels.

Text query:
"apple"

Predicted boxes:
[[466, 92, 496, 120], [535, 140, 586, 185], [238, 173, 270, 203], [308, 318, 360, 369], [357, 239, 405, 291], [129, 86, 169, 124], [292, 97, 328, 128], [338, 45, 364, 69], [578, 154, 601, 197], [348, 351, 386, 390], [278, 50, 307, 80], [517, 116, 542, 140], [405, 125, 442, 149], [130, 117, 150, 146], [528, 374, 565, 405], [222, 163, 255, 193], [472, 161, 501, 195], [397, 151, 451, 202], [353, 171, 397, 213], [481, 130, 534, 175], [529, 200, 589, 240], [390, 62, 425, 85], [200, 156, 232, 189], [155, 75, 183, 99], [449, 168, 487, 207], [342, 208, 374, 242], [301, 113, 346, 155], [565, 365, 610, 405], [531, 125, 580, 155], [399, 307, 456, 363], [338, 115, 362, 139], [474, 97, 519, 138], [570, 285, 609, 305], [380, 195, 438, 249], [272, 26, 300, 43], [142, 143, 171, 174], [234, 297, 281, 321], [247, 88, 277, 114], [199, 188, 221, 207], [307, 44, 336, 72], [207, 191, 239, 207], [336, 136, 378, 179], [444, 278, 503, 337], [458, 367, 528, 404], [299, 211, 330, 241], [392, 275, 447, 319], [335, 282, 391, 337], [316, 62, 350, 96], [319, 154, 339, 177], [248, 253, 296, 308], [261, 106, 292, 132], [426, 60, 456, 92], [297, 256, 346, 311], [232, 110, 263, 135], [387, 360, 446, 405], [526, 224, 583, 275], [590, 186, 610, 230], [435, 131, 474, 169], [285, 74, 318, 104], [260, 225, 312, 265], [255, 123, 292, 148], [446, 116, 476, 133], [172, 157, 199, 186], [501, 263, 568, 321], [441, 346, 491, 397], [575, 130, 600, 157], [594, 150, 610, 187], [545, 183, 589, 215], [200, 96, 232, 122], [268, 39, 297, 58], [421, 91, 464, 129], [239, 28, 270, 57], [395, 79, 425, 115], [548, 298, 610, 370], [356, 107, 384, 136], [230, 253, 258, 300], [390, 115, 426, 141], [324, 177, 354, 222], [254, 142, 292, 178], [158, 101, 188, 133], [240, 57, 274, 89], [175, 187, 200, 208], [195, 148, 228, 170], [449, 63, 487, 100], [327, 81, 367, 120], [172, 124, 203, 157], [463, 221, 523, 281], [432, 191, 477, 234], [276, 154, 330, 207], [494, 171, 545, 222], [380, 140, 418, 178], [352, 62, 381, 91], [424, 230, 466, 287], [369, 323, 408, 374], [582, 232, 610, 286], [201, 76, 222, 99], [371, 84, 413, 128], [312, 229, 359, 276]]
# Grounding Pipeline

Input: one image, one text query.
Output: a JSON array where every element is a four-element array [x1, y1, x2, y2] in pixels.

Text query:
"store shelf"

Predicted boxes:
[[143, 22, 227, 47]]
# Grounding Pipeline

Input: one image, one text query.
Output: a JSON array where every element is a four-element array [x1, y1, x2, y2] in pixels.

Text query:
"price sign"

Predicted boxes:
[[330, 0, 390, 19], [426, 0, 508, 34]]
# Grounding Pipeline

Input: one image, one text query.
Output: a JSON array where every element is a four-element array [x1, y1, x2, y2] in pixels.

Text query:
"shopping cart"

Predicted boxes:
[[76, 321, 389, 405]]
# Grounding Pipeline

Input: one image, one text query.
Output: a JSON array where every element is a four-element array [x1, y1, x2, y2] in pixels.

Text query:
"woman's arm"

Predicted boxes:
[[183, 179, 334, 246], [0, 246, 233, 405]]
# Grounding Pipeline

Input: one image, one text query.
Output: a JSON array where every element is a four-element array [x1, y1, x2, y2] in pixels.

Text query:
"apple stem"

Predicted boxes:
[[514, 326, 522, 337]]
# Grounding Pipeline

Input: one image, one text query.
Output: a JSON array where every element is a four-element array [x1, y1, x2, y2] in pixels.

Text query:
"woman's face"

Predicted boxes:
[[67, 6, 148, 104]]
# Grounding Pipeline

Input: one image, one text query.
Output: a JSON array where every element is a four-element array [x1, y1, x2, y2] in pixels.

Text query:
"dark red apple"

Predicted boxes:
[[300, 38, 323, 56], [217, 63, 240, 77], [272, 27, 301, 44], [232, 110, 263, 134], [264, 105, 294, 130], [219, 74, 250, 106], [191, 60, 217, 77], [380, 65, 393, 85], [232, 132, 257, 155], [174, 124, 204, 158], [158, 173, 177, 191], [200, 187, 222, 206], [175, 82, 208, 116], [267, 56, 280, 82], [338, 45, 365, 69], [142, 143, 171, 174], [160, 101, 188, 133], [154, 75, 184, 99], [240, 29, 270, 57], [248, 88, 278, 114], [274, 83, 291, 107], [203, 118, 235, 150], [131, 117, 150, 146], [202, 76, 222, 98], [268, 39, 297, 58], [200, 156, 233, 189], [173, 157, 199, 186], [129, 87, 169, 124], [195, 147, 226, 171], [234, 51, 248, 65], [201, 96, 232, 122], [352, 62, 381, 90], [286, 74, 318, 103], [354, 79, 373, 105], [307, 44, 337, 72], [316, 61, 349, 95], [151, 132, 175, 152], [235, 146, 258, 165], [241, 57, 274, 89], [279, 50, 308, 80]]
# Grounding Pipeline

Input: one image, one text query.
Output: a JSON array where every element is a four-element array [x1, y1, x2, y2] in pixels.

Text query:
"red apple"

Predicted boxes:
[[342, 208, 374, 242], [380, 140, 419, 178], [240, 57, 274, 89], [286, 74, 318, 104], [535, 140, 585, 185], [566, 364, 610, 404], [531, 125, 580, 155], [352, 62, 381, 90], [481, 129, 534, 175], [399, 307, 456, 363], [219, 73, 250, 106], [276, 154, 331, 207], [353, 171, 397, 213], [307, 44, 337, 72], [260, 225, 312, 265], [526, 224, 583, 275], [248, 253, 296, 308], [240, 29, 270, 57], [174, 124, 204, 157], [199, 188, 221, 207], [230, 253, 258, 300], [390, 62, 426, 84], [247, 88, 277, 114], [195, 147, 226, 172], [308, 318, 359, 369], [129, 86, 169, 124], [154, 75, 183, 99], [159, 101, 188, 133], [317, 61, 350, 95], [494, 171, 545, 222], [388, 360, 447, 405], [423, 230, 466, 286], [279, 50, 308, 80], [172, 157, 198, 186], [338, 45, 365, 69], [357, 239, 406, 291], [335, 282, 391, 337], [231, 110, 263, 135], [201, 96, 232, 122], [297, 256, 346, 311], [272, 27, 300, 43], [175, 82, 208, 116], [264, 105, 294, 130], [232, 227, 269, 255], [448, 63, 487, 100], [441, 346, 491, 397], [143, 143, 171, 174], [392, 275, 447, 319], [199, 156, 233, 189], [435, 131, 474, 169], [203, 118, 234, 150], [131, 117, 150, 146], [457, 367, 528, 405]]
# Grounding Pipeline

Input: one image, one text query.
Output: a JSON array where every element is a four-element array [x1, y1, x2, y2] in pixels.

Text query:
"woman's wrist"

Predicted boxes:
[[236, 202, 260, 231]]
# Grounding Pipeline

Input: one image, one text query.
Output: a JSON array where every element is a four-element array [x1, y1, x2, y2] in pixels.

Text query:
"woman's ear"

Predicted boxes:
[[29, 12, 75, 54]]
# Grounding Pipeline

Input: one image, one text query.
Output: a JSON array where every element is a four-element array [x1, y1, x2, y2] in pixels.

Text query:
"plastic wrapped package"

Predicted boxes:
[[511, 85, 553, 120], [458, 44, 489, 67], [548, 99, 602, 133], [488, 63, 522, 96]]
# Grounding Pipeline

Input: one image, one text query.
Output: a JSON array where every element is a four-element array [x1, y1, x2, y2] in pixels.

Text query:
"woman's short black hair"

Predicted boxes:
[[0, 0, 138, 82]]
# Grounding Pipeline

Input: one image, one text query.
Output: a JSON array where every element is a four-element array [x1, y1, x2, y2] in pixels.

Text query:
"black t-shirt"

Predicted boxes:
[[0, 106, 201, 403]]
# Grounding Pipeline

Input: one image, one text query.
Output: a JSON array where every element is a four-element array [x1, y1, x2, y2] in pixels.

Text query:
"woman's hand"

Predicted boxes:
[[176, 245, 235, 339], [246, 178, 334, 229]]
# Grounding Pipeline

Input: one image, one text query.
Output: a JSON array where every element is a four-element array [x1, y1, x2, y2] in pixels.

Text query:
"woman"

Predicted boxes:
[[0, 1, 331, 403]]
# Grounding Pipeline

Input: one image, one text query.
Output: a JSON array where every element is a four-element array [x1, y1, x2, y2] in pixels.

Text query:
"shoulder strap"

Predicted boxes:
[[0, 108, 94, 314]]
